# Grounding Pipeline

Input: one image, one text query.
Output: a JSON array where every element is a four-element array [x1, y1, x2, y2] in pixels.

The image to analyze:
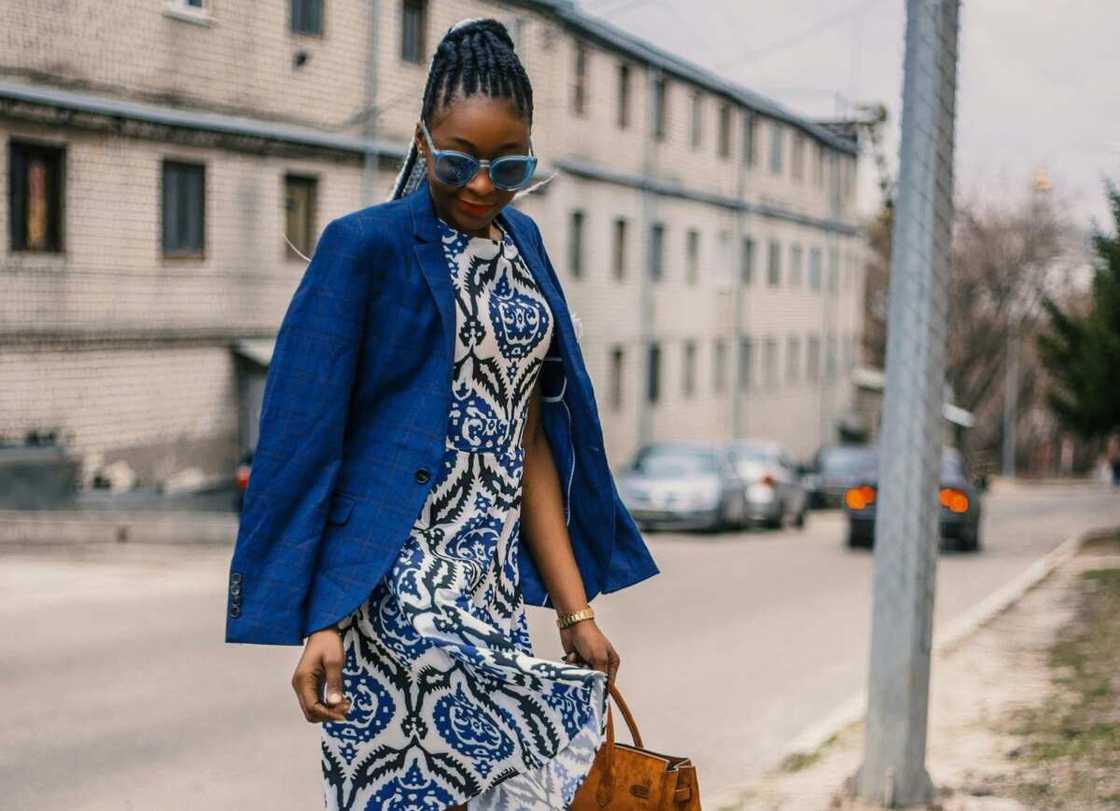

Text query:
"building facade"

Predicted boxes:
[[1, 0, 863, 489]]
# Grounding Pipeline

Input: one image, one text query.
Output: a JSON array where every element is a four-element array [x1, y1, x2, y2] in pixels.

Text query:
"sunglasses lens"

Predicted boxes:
[[491, 157, 535, 190], [435, 154, 477, 187]]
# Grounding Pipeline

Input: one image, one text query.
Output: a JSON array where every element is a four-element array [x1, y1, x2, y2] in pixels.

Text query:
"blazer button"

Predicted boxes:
[[229, 605, 241, 618], [414, 468, 430, 484]]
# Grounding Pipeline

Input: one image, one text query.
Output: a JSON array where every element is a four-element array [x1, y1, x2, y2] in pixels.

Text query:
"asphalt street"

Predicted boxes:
[[2, 483, 1118, 809]]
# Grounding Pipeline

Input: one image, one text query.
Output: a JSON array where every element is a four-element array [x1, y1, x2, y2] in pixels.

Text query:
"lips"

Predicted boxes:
[[458, 199, 494, 217]]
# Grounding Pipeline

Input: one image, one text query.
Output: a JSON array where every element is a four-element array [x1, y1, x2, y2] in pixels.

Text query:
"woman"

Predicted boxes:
[[225, 17, 659, 811]]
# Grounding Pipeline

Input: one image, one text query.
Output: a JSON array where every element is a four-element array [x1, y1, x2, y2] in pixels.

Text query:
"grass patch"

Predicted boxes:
[[778, 733, 839, 773], [991, 559, 1120, 809]]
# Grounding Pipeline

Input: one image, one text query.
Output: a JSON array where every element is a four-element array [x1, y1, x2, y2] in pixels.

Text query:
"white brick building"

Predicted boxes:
[[1, 0, 863, 489]]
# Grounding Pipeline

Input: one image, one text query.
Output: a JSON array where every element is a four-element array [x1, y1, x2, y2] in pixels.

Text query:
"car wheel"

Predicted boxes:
[[765, 502, 784, 530], [847, 527, 871, 548]]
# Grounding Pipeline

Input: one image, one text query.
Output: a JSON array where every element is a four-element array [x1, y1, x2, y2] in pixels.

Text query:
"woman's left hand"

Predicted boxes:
[[560, 620, 620, 687]]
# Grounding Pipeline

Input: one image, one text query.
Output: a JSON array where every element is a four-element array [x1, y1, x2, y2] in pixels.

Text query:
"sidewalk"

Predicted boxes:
[[719, 528, 1120, 811]]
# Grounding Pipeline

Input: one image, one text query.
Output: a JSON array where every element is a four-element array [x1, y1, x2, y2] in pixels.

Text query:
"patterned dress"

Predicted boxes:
[[320, 215, 608, 810]]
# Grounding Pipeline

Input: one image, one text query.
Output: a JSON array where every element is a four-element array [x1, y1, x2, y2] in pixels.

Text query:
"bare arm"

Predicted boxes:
[[520, 373, 621, 685]]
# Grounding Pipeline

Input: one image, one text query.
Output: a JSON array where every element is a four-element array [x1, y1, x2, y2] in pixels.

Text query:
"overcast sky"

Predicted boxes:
[[578, 0, 1120, 229]]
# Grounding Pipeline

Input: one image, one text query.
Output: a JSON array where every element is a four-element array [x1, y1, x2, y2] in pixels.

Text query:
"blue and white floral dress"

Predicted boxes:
[[320, 215, 608, 810]]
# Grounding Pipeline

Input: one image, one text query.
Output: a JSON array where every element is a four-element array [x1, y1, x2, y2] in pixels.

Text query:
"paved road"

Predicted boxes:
[[2, 483, 1118, 809]]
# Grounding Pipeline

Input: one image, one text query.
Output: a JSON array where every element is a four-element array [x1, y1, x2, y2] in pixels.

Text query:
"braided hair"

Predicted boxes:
[[389, 17, 553, 201]]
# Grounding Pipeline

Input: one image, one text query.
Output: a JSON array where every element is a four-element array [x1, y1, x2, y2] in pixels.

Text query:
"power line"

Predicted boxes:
[[716, 0, 888, 71]]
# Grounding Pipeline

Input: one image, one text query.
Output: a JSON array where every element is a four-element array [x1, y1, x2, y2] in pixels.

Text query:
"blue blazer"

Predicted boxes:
[[225, 181, 660, 645]]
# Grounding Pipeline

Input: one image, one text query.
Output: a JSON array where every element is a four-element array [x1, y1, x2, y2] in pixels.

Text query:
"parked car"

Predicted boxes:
[[805, 444, 878, 508], [616, 441, 748, 533], [843, 447, 983, 551], [727, 439, 809, 529], [233, 449, 253, 512]]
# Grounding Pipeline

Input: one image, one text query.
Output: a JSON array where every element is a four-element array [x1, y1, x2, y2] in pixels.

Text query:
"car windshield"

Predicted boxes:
[[730, 444, 779, 464], [819, 446, 877, 475], [633, 447, 719, 478]]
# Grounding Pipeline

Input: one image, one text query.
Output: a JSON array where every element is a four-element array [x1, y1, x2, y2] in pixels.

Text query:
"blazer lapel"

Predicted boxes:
[[408, 184, 457, 365]]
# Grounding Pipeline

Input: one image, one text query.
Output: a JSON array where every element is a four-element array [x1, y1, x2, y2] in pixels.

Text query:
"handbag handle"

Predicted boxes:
[[594, 682, 643, 807]]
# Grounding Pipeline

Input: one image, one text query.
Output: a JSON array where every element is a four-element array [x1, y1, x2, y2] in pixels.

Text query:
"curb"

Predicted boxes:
[[711, 525, 1103, 809], [0, 509, 237, 545]]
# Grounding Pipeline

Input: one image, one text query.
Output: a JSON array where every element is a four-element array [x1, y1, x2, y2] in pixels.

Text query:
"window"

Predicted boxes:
[[738, 337, 753, 391], [284, 174, 318, 259], [572, 42, 588, 116], [646, 341, 661, 404], [791, 132, 805, 181], [717, 229, 733, 290], [569, 209, 585, 278], [814, 142, 825, 187], [686, 228, 700, 284], [826, 335, 837, 381], [713, 338, 726, 393], [769, 121, 783, 175], [610, 346, 624, 411], [786, 336, 800, 383], [807, 335, 821, 382], [809, 246, 822, 291], [764, 338, 779, 388], [652, 75, 668, 140], [789, 243, 803, 288], [683, 340, 697, 396], [744, 112, 758, 166], [767, 239, 781, 287], [8, 140, 65, 253], [401, 0, 427, 64], [649, 223, 665, 280], [828, 245, 839, 294], [617, 63, 631, 129], [161, 160, 205, 257], [718, 103, 732, 158], [290, 0, 322, 35], [689, 91, 703, 149], [740, 237, 755, 285], [612, 217, 627, 279]]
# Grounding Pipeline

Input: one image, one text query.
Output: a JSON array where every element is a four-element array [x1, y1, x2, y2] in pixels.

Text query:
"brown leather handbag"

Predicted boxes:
[[569, 683, 701, 810]]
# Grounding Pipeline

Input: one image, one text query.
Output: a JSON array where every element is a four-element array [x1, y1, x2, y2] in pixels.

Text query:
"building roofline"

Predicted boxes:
[[524, 0, 860, 155]]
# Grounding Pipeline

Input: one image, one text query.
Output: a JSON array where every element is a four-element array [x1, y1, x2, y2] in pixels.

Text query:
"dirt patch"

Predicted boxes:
[[976, 537, 1120, 809]]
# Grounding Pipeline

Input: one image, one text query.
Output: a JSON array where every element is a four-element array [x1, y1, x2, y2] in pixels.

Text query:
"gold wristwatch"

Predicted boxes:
[[556, 604, 595, 629]]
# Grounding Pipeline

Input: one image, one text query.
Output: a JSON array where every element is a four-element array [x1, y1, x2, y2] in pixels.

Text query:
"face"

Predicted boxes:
[[415, 94, 532, 238]]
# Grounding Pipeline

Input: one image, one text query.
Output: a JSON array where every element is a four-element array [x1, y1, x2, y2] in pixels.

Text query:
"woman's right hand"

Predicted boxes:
[[292, 627, 352, 723]]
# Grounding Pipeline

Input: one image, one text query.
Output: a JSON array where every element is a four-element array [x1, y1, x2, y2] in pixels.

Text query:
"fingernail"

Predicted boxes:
[[328, 692, 341, 703]]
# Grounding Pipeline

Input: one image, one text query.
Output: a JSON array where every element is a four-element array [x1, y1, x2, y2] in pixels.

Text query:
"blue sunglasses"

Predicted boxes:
[[419, 120, 539, 191]]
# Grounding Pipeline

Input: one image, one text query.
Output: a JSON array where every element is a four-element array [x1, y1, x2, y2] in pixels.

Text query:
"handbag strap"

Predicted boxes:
[[595, 682, 644, 807]]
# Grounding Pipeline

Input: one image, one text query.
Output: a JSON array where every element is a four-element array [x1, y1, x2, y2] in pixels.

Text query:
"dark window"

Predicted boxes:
[[788, 243, 803, 288], [401, 0, 427, 64], [738, 337, 753, 391], [828, 245, 840, 293], [572, 43, 588, 116], [290, 0, 322, 35], [284, 174, 318, 259], [769, 121, 783, 174], [718, 103, 732, 158], [649, 223, 665, 281], [689, 91, 703, 149], [612, 217, 627, 279], [186, 0, 204, 7], [744, 112, 758, 166], [791, 132, 805, 181], [786, 336, 800, 383], [741, 237, 755, 285], [617, 63, 631, 129], [161, 160, 205, 257], [809, 246, 822, 290], [767, 240, 781, 287], [652, 75, 668, 140], [764, 338, 779, 387], [568, 209, 585, 278], [713, 338, 726, 393], [646, 341, 661, 404], [610, 345, 624, 411], [826, 334, 837, 381], [8, 140, 65, 253], [686, 228, 700, 284], [807, 335, 821, 382], [683, 340, 697, 396]]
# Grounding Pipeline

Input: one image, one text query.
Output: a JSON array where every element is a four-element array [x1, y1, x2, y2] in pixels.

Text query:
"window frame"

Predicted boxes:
[[612, 216, 627, 279], [284, 173, 319, 260], [8, 139, 66, 254], [768, 120, 784, 175], [652, 75, 668, 141], [572, 41, 589, 117], [689, 90, 703, 150], [568, 209, 585, 278], [766, 239, 781, 288], [685, 227, 700, 284], [649, 222, 665, 281], [400, 0, 428, 65], [161, 159, 206, 259], [616, 62, 631, 129], [290, 0, 324, 36]]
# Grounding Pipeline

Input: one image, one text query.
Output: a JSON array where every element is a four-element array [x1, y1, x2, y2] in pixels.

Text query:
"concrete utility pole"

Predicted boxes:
[[855, 0, 960, 806], [361, 0, 381, 204]]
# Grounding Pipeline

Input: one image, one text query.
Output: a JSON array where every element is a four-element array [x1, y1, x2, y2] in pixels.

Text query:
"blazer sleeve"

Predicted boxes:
[[225, 215, 371, 646]]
